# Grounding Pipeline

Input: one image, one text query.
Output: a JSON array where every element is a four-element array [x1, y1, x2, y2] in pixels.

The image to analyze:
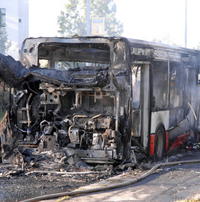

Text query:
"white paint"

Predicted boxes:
[[151, 110, 170, 133], [0, 0, 29, 59]]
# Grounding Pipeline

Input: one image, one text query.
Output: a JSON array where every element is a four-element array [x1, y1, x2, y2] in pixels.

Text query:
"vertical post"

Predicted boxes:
[[167, 60, 170, 107], [185, 0, 188, 48], [85, 0, 91, 35], [141, 63, 150, 149], [115, 91, 120, 131]]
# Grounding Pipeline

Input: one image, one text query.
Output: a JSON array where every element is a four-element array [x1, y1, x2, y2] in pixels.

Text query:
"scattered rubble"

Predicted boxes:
[[0, 145, 117, 178], [0, 147, 115, 201]]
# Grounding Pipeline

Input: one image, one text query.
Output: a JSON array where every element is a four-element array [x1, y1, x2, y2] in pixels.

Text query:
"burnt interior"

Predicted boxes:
[[13, 84, 117, 151], [0, 41, 126, 164]]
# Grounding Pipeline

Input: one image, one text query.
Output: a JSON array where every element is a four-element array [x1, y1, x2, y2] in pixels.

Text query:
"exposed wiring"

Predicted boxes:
[[25, 82, 39, 95]]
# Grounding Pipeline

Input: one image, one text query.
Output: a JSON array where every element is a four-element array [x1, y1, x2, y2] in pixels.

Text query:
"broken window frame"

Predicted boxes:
[[37, 42, 111, 70]]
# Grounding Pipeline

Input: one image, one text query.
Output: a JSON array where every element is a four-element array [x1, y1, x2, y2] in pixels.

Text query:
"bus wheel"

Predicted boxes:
[[155, 126, 165, 160]]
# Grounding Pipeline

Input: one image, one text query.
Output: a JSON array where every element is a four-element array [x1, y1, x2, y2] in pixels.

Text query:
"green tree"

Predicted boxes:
[[57, 0, 123, 36], [0, 27, 7, 54]]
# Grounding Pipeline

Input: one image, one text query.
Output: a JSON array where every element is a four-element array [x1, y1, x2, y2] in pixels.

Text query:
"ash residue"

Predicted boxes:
[[0, 147, 115, 201]]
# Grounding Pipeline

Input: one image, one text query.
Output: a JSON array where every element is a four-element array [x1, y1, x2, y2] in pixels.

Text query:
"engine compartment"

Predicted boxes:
[[8, 82, 123, 163]]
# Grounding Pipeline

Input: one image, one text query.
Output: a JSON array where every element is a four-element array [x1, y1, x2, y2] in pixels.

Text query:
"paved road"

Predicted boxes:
[[66, 152, 200, 202]]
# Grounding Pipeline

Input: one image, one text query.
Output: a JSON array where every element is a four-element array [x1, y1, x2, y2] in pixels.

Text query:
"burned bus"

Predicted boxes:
[[0, 36, 200, 163]]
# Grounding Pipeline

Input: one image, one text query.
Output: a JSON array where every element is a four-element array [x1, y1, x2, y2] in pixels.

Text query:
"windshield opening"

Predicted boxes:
[[38, 42, 110, 70]]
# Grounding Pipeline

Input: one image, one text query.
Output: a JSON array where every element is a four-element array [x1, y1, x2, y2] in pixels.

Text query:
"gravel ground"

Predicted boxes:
[[0, 168, 114, 201], [0, 148, 115, 202]]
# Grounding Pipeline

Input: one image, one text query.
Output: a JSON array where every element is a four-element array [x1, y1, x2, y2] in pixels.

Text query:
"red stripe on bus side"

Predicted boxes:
[[168, 133, 189, 152], [149, 134, 156, 156]]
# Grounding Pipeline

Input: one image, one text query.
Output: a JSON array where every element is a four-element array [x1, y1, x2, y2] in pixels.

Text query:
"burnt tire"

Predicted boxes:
[[155, 126, 165, 160]]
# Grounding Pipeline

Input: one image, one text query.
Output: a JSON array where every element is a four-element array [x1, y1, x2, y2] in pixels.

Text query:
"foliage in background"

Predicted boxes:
[[57, 0, 123, 36], [0, 27, 7, 54]]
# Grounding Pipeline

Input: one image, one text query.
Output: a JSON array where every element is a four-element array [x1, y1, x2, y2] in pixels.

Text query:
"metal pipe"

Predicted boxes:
[[188, 102, 197, 121], [26, 93, 32, 127], [75, 92, 80, 108], [115, 91, 120, 131]]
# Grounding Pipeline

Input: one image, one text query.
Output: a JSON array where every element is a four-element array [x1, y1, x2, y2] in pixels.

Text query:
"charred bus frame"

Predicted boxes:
[[0, 36, 200, 163]]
